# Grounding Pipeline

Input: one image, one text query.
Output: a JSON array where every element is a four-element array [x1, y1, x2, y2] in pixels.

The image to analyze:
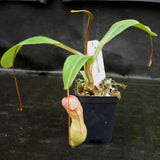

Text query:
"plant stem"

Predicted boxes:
[[85, 65, 94, 87], [83, 10, 93, 55], [70, 10, 93, 55], [83, 10, 94, 86], [84, 11, 93, 87], [71, 10, 94, 87]]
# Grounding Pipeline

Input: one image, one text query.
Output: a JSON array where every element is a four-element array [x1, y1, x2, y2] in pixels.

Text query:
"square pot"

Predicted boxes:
[[76, 95, 118, 143]]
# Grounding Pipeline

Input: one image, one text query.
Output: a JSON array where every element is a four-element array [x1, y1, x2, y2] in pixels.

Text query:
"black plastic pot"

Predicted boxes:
[[76, 95, 118, 143]]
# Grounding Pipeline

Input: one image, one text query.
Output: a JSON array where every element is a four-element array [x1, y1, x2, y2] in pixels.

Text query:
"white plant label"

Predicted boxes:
[[87, 40, 106, 86]]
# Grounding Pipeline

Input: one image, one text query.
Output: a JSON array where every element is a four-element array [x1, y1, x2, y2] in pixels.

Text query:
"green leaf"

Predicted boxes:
[[63, 55, 91, 90], [0, 36, 82, 68], [80, 70, 88, 82], [93, 19, 157, 61]]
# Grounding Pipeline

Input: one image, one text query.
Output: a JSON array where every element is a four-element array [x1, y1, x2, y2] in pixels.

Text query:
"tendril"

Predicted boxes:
[[12, 65, 23, 111], [67, 89, 71, 145]]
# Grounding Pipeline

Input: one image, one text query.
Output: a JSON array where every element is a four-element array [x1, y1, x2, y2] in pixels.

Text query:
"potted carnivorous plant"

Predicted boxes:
[[0, 10, 157, 147]]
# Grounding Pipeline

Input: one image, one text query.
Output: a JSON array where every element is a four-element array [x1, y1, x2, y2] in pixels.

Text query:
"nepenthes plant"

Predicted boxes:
[[0, 10, 157, 146]]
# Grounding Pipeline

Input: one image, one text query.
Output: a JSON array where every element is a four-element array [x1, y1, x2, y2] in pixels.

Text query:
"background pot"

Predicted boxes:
[[76, 95, 119, 143]]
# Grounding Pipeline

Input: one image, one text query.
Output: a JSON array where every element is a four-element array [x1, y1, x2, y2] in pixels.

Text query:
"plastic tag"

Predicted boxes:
[[87, 40, 106, 86]]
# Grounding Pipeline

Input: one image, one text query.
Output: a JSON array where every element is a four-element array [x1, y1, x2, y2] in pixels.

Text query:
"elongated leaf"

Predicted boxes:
[[63, 55, 92, 90], [93, 19, 157, 65], [0, 36, 82, 68]]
